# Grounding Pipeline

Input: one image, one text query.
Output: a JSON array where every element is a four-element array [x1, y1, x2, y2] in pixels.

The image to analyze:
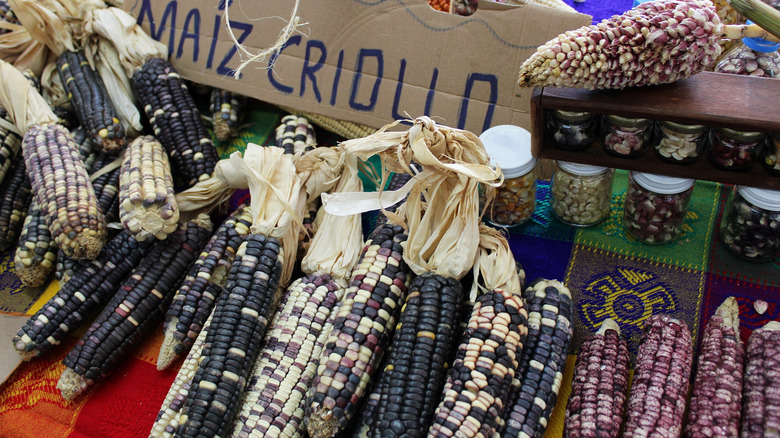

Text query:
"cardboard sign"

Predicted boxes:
[[122, 0, 589, 135]]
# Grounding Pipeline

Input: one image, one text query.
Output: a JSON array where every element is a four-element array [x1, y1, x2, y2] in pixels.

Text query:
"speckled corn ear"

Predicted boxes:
[[119, 135, 179, 241], [429, 288, 528, 438], [57, 50, 126, 153], [0, 107, 22, 185], [71, 127, 98, 172], [740, 320, 780, 438], [131, 58, 219, 190], [158, 204, 253, 370], [686, 297, 743, 437], [365, 273, 463, 437], [55, 248, 86, 286], [14, 200, 57, 287], [275, 115, 317, 155], [233, 274, 344, 438], [306, 223, 412, 438], [0, 154, 32, 251], [23, 123, 107, 259], [13, 230, 151, 360], [176, 233, 285, 438], [209, 88, 246, 142], [563, 319, 630, 438], [57, 216, 213, 401], [622, 314, 693, 438], [89, 151, 121, 224], [500, 279, 573, 438]]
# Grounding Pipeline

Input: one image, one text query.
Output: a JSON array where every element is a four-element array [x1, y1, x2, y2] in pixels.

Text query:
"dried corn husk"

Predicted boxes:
[[40, 62, 69, 109], [0, 60, 58, 131], [0, 23, 54, 77], [325, 116, 501, 281], [471, 225, 522, 301]]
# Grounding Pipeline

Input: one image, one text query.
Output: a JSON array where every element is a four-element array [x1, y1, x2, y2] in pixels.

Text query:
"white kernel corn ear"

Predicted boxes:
[[119, 135, 179, 241], [518, 0, 723, 90]]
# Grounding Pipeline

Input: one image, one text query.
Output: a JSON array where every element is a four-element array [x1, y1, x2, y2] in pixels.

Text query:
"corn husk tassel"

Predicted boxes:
[[518, 0, 780, 90]]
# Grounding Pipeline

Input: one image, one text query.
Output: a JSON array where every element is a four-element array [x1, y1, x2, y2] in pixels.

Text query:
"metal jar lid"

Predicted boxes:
[[552, 110, 594, 123], [557, 160, 610, 177], [737, 186, 780, 212], [479, 125, 537, 179], [605, 114, 652, 128], [660, 120, 706, 134], [631, 171, 695, 194], [715, 126, 765, 142]]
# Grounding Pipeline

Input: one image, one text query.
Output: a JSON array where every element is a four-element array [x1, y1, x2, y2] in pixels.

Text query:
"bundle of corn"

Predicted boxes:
[[118, 135, 179, 241], [174, 146, 303, 437], [57, 215, 213, 400], [685, 297, 743, 437], [86, 7, 219, 189], [275, 114, 317, 155], [231, 153, 364, 438], [0, 60, 107, 259], [741, 320, 780, 437], [622, 314, 693, 438], [500, 279, 573, 438], [210, 88, 246, 142], [10, 0, 127, 152], [12, 229, 151, 359], [308, 116, 502, 437], [428, 226, 528, 438], [517, 0, 780, 90], [563, 319, 629, 438]]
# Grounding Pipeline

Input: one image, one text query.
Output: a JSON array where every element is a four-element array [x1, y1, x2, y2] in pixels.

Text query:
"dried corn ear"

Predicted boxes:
[[623, 314, 693, 438], [55, 248, 86, 286], [14, 200, 57, 287], [306, 223, 412, 438], [131, 58, 218, 189], [429, 288, 528, 438], [275, 115, 317, 155], [0, 154, 31, 251], [13, 230, 151, 359], [366, 273, 463, 437], [89, 151, 121, 223], [176, 233, 285, 437], [58, 216, 213, 400], [23, 123, 106, 259], [158, 204, 253, 370], [563, 319, 629, 438], [150, 310, 214, 438], [57, 51, 125, 152], [119, 135, 178, 241], [740, 320, 780, 438], [501, 279, 573, 438], [209, 88, 246, 142], [71, 127, 98, 172], [0, 106, 22, 186], [686, 297, 743, 437], [518, 0, 724, 90], [233, 273, 345, 438]]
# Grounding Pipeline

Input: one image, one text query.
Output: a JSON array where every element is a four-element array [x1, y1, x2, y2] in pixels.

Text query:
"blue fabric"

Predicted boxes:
[[562, 0, 634, 23]]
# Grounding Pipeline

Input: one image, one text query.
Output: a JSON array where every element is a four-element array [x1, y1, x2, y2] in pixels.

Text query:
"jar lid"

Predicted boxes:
[[553, 110, 593, 122], [737, 186, 780, 211], [479, 125, 537, 179], [631, 171, 695, 194], [716, 126, 765, 141], [557, 160, 609, 176], [605, 114, 652, 127], [743, 21, 780, 52], [660, 120, 706, 134]]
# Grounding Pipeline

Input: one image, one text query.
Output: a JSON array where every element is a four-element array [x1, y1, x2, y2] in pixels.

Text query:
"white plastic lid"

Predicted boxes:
[[479, 125, 537, 179], [737, 186, 780, 211], [631, 171, 695, 194], [557, 160, 609, 176]]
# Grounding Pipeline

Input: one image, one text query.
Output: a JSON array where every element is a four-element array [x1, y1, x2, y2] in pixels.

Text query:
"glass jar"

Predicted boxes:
[[546, 110, 597, 151], [708, 127, 764, 171], [550, 161, 614, 227], [714, 29, 780, 78], [761, 133, 780, 176], [719, 185, 780, 262], [623, 172, 695, 244], [653, 121, 708, 164], [479, 125, 537, 228], [601, 115, 653, 157]]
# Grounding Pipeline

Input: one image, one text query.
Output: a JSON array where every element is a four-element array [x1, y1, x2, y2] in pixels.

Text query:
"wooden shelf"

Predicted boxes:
[[530, 72, 780, 190]]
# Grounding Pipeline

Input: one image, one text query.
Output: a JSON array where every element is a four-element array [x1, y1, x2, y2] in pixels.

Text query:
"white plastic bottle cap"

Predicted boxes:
[[557, 161, 609, 177], [479, 125, 537, 179], [631, 171, 695, 194], [737, 186, 780, 211]]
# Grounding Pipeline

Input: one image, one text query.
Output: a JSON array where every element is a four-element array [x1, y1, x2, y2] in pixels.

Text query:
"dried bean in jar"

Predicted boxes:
[[719, 186, 780, 262], [714, 34, 780, 78], [623, 172, 695, 245], [761, 134, 780, 177], [708, 127, 764, 171], [653, 121, 707, 164], [550, 161, 614, 227], [546, 110, 597, 151], [601, 115, 653, 158]]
